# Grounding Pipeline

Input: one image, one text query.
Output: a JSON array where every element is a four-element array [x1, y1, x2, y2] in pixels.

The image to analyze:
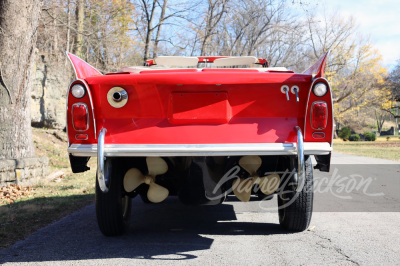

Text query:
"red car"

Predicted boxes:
[[66, 53, 332, 236]]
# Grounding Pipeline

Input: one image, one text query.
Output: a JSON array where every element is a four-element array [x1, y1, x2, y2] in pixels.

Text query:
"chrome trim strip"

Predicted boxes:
[[295, 126, 305, 191], [68, 142, 332, 157], [97, 128, 108, 193]]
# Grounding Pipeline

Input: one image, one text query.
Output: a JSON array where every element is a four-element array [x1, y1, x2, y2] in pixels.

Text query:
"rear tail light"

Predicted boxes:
[[313, 82, 328, 97], [72, 103, 89, 131], [311, 101, 328, 129], [71, 84, 86, 98]]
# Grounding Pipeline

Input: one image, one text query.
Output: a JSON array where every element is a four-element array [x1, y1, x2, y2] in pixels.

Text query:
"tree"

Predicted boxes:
[[303, 9, 388, 129], [383, 61, 400, 135], [387, 60, 400, 99], [338, 127, 351, 141], [0, 0, 43, 159], [215, 0, 294, 59], [40, 0, 138, 72], [199, 0, 229, 55], [133, 0, 192, 61]]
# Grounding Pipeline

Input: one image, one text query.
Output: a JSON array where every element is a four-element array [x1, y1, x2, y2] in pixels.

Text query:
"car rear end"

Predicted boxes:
[[66, 53, 333, 235]]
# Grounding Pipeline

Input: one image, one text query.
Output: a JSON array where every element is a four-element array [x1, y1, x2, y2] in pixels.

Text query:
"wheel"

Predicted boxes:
[[95, 158, 131, 236], [278, 155, 313, 232]]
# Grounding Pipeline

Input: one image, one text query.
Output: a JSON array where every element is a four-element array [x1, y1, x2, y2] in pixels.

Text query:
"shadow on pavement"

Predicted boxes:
[[0, 196, 287, 263]]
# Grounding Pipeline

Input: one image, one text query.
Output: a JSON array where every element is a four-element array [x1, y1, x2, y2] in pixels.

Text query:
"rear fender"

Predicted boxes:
[[66, 52, 103, 79], [303, 52, 329, 78]]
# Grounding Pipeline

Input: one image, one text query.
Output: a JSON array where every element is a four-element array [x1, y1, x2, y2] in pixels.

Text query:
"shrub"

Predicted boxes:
[[364, 132, 376, 141], [338, 127, 351, 140], [349, 134, 360, 141]]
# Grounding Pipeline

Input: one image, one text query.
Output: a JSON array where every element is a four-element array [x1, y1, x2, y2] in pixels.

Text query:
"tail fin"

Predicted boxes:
[[303, 52, 329, 78], [66, 52, 102, 79]]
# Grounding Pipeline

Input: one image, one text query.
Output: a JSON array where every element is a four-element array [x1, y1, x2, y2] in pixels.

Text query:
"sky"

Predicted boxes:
[[321, 0, 400, 70]]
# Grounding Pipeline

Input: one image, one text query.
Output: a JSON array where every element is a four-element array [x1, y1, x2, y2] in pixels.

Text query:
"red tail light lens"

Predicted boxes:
[[311, 102, 328, 129], [72, 103, 89, 131]]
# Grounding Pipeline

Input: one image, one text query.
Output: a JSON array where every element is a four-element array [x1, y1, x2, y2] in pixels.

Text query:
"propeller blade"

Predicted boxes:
[[146, 157, 168, 177], [123, 168, 145, 192], [147, 182, 169, 203], [239, 156, 262, 175], [256, 174, 280, 195], [232, 178, 254, 202]]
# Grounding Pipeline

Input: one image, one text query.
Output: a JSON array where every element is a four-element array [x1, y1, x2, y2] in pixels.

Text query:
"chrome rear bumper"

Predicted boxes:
[[69, 142, 331, 157]]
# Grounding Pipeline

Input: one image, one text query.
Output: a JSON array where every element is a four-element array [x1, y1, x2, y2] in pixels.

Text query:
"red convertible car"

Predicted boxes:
[[66, 53, 332, 236]]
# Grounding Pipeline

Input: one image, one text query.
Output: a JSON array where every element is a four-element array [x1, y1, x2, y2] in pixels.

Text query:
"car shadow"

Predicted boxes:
[[0, 196, 288, 263]]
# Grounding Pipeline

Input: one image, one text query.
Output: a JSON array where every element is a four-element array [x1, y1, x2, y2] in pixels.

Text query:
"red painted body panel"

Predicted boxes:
[[303, 52, 328, 78], [169, 92, 230, 124], [66, 54, 332, 148], [67, 53, 102, 79]]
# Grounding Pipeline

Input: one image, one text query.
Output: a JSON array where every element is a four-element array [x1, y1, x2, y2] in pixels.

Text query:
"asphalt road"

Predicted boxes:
[[1, 153, 399, 265]]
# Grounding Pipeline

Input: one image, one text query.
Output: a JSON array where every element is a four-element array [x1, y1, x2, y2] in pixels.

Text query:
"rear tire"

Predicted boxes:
[[95, 158, 131, 236], [278, 156, 313, 232]]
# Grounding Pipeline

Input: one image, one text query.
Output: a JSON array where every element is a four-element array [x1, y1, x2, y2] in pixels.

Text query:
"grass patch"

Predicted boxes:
[[0, 129, 96, 249], [333, 138, 400, 161]]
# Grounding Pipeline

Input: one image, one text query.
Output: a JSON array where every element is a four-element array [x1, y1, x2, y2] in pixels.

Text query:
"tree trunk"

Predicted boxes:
[[143, 0, 156, 62], [74, 0, 84, 58], [65, 0, 71, 66], [0, 0, 42, 160], [152, 0, 168, 59], [375, 110, 385, 134]]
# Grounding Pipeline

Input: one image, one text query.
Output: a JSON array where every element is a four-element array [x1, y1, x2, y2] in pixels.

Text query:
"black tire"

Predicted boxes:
[[95, 158, 131, 236], [278, 155, 313, 232]]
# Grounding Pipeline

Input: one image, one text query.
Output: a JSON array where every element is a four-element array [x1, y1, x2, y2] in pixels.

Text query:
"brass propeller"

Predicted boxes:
[[233, 156, 280, 202], [123, 157, 169, 203]]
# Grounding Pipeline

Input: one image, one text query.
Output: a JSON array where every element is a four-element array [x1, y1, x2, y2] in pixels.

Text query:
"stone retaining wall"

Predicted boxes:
[[0, 157, 49, 186], [31, 55, 72, 129]]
